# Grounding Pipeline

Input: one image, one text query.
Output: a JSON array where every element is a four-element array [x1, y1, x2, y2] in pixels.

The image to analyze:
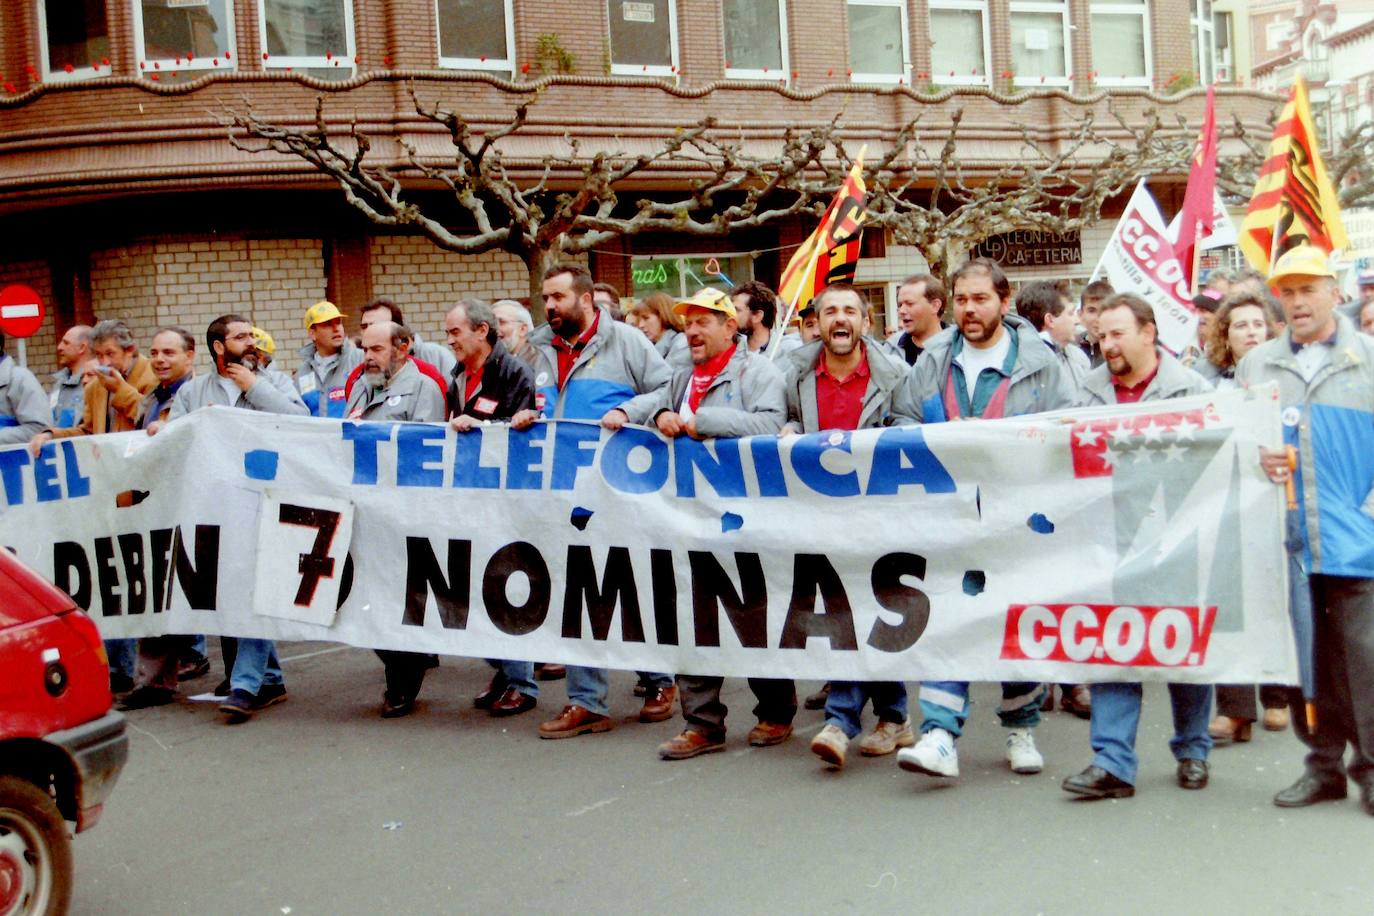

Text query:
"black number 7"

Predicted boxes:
[[279, 504, 342, 606]]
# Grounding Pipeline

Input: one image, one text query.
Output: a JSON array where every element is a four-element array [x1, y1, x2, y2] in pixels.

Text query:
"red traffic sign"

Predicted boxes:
[[0, 285, 44, 338]]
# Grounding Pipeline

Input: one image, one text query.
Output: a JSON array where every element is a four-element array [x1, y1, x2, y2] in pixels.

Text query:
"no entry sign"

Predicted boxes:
[[0, 285, 44, 338]]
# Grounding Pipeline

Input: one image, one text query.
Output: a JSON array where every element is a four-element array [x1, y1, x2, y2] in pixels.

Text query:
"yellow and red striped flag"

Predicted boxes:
[[1238, 76, 1348, 274], [776, 153, 867, 316]]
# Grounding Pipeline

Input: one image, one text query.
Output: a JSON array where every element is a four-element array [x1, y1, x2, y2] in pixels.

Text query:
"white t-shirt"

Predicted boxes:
[[955, 327, 1012, 397], [1293, 341, 1331, 383]]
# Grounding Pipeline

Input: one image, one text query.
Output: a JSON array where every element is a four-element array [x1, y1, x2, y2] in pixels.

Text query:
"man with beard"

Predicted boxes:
[[893, 258, 1074, 781], [1061, 293, 1213, 799], [893, 274, 948, 366], [345, 321, 449, 717], [778, 285, 914, 768], [527, 264, 672, 738], [296, 300, 362, 417], [119, 327, 203, 710], [647, 288, 790, 759], [164, 314, 308, 723], [733, 281, 802, 356]]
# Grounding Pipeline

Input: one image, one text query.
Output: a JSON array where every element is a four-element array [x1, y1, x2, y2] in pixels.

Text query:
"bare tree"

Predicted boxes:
[[225, 89, 846, 319]]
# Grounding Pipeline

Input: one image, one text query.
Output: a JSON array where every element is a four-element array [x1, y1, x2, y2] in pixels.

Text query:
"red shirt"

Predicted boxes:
[[463, 362, 485, 401], [1112, 364, 1159, 404], [552, 311, 601, 389], [343, 357, 447, 401], [815, 347, 869, 431]]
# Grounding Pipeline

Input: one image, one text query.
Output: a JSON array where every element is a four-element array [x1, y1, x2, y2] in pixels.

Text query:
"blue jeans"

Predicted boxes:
[[825, 681, 907, 739], [106, 638, 137, 679], [566, 667, 670, 716], [229, 638, 284, 694], [1089, 682, 1213, 785], [488, 659, 538, 698], [918, 681, 1044, 737], [189, 635, 208, 660]]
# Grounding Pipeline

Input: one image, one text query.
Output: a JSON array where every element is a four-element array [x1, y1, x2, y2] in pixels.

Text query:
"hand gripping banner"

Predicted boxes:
[[0, 386, 1296, 685]]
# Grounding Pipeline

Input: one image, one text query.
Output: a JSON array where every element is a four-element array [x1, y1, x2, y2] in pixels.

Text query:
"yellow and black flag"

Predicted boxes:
[[1239, 76, 1348, 274], [776, 153, 867, 322]]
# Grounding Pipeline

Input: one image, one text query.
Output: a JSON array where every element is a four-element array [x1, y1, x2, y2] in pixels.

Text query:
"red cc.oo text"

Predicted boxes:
[[1000, 604, 1217, 667]]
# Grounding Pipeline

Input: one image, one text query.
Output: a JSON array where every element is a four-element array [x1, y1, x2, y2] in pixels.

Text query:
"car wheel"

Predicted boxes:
[[0, 775, 72, 916]]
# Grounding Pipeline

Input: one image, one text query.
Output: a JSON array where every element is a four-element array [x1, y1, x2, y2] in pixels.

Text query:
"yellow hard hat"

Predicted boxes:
[[250, 326, 276, 355], [303, 300, 346, 329]]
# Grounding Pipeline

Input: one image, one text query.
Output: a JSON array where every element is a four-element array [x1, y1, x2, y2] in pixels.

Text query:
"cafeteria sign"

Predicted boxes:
[[974, 230, 1082, 268]]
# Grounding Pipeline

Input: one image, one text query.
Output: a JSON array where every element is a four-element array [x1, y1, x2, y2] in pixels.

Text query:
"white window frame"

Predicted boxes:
[[723, 0, 790, 82], [847, 0, 910, 85], [1009, 0, 1072, 89], [1088, 1, 1152, 88], [257, 0, 357, 76], [133, 0, 239, 79], [608, 0, 680, 77], [36, 0, 110, 83], [435, 0, 516, 74], [928, 0, 992, 87], [1191, 0, 1214, 84]]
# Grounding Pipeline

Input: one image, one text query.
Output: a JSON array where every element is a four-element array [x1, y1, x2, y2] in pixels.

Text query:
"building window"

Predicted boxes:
[[608, 0, 679, 76], [1212, 10, 1233, 83], [436, 0, 514, 72], [134, 0, 237, 81], [1191, 0, 1214, 84], [723, 0, 788, 80], [38, 0, 110, 81], [1089, 0, 1150, 86], [1010, 1, 1070, 87], [928, 1, 990, 86], [847, 0, 909, 84], [259, 0, 356, 80]]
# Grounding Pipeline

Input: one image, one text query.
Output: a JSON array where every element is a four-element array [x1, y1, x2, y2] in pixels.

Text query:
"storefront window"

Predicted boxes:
[[630, 254, 754, 299]]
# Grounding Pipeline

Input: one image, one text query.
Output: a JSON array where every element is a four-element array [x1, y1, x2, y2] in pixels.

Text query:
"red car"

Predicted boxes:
[[0, 548, 128, 915]]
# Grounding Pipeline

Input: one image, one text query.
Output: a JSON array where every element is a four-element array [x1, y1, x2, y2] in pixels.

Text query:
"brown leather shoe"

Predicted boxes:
[[658, 729, 726, 760], [474, 673, 508, 709], [1061, 685, 1092, 719], [539, 704, 612, 739], [489, 686, 537, 717], [639, 685, 676, 723], [747, 720, 793, 747], [1208, 715, 1253, 744], [1263, 707, 1290, 731]]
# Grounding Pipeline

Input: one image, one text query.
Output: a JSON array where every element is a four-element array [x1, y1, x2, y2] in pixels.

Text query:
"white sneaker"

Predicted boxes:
[[1005, 728, 1044, 774], [809, 723, 849, 768], [897, 728, 959, 778]]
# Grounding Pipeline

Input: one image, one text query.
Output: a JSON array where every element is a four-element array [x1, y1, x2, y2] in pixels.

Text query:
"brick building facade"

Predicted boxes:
[[1, 0, 1278, 379]]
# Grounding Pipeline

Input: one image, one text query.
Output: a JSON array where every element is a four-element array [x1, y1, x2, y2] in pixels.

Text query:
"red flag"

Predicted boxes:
[[1174, 86, 1217, 291]]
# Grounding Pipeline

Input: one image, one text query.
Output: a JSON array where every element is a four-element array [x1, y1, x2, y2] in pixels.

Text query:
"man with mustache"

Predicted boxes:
[[647, 288, 790, 759], [161, 314, 309, 723], [780, 284, 914, 769], [892, 257, 1075, 781]]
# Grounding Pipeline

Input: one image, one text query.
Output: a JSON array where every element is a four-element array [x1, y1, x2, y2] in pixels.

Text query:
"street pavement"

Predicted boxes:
[[74, 641, 1372, 915]]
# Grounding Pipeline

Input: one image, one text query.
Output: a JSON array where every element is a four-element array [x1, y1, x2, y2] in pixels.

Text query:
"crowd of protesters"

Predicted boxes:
[[1, 248, 1370, 815]]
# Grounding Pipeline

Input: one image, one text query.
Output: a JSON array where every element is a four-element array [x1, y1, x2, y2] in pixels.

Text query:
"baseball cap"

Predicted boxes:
[[1357, 269, 1374, 287], [251, 327, 276, 355], [303, 300, 346, 329], [1268, 246, 1336, 284], [672, 288, 735, 319]]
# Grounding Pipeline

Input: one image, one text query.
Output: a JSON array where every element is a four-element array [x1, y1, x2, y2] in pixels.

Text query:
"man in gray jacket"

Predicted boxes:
[[648, 288, 791, 759], [894, 258, 1074, 782], [530, 263, 673, 739], [296, 300, 363, 418], [0, 331, 53, 446], [164, 314, 309, 723], [345, 320, 448, 718], [49, 324, 93, 428], [1061, 293, 1215, 799], [777, 285, 916, 770]]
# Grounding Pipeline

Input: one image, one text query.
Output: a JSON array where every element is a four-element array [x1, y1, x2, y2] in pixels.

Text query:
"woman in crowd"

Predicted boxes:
[[1206, 291, 1290, 742], [631, 292, 687, 360]]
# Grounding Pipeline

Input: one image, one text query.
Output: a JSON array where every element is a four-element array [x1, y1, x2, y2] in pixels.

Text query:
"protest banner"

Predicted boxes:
[[1091, 179, 1199, 355], [0, 386, 1295, 685]]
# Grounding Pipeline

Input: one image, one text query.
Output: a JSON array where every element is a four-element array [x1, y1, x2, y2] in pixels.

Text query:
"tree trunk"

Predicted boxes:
[[523, 245, 556, 324]]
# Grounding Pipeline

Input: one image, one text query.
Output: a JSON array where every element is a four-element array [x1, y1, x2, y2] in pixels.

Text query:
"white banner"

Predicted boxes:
[[0, 388, 1296, 685], [1092, 179, 1200, 354], [1167, 188, 1239, 253]]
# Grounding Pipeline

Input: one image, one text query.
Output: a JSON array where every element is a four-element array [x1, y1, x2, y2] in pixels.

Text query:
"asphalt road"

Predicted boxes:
[[73, 642, 1372, 915]]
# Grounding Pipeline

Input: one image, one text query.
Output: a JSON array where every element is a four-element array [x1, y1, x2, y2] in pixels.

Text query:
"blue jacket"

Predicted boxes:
[[528, 307, 670, 422], [1235, 314, 1374, 579]]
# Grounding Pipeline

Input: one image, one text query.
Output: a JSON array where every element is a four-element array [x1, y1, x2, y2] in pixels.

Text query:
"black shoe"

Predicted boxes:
[[177, 655, 211, 682], [474, 673, 508, 709], [1273, 773, 1347, 808], [1062, 766, 1135, 799], [381, 692, 416, 719], [489, 686, 537, 717], [219, 689, 257, 724], [118, 686, 176, 711], [109, 672, 135, 694], [1177, 758, 1209, 790], [212, 678, 231, 698], [803, 683, 831, 711], [255, 683, 288, 709]]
